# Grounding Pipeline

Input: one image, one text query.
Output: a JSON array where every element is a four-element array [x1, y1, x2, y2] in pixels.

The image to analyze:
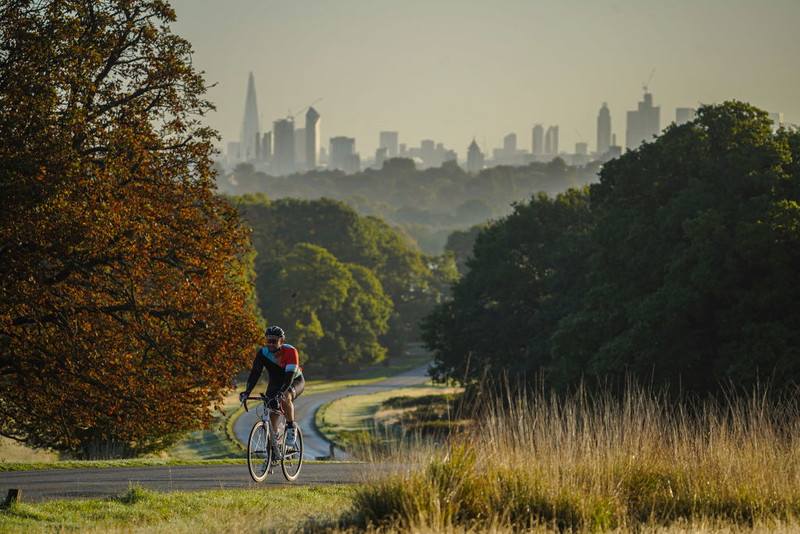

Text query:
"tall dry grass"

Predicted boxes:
[[347, 382, 800, 532]]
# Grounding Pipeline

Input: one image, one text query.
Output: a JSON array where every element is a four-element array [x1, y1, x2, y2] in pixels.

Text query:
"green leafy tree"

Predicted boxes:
[[550, 102, 800, 393], [0, 0, 261, 458], [235, 195, 457, 362], [261, 243, 392, 377], [444, 223, 488, 276], [422, 188, 593, 384]]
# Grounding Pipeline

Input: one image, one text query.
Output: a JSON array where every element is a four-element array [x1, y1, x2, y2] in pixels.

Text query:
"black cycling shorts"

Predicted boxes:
[[266, 374, 305, 401]]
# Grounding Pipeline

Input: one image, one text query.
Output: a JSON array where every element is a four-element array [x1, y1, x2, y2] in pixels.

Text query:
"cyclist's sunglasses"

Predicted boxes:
[[265, 337, 282, 343]]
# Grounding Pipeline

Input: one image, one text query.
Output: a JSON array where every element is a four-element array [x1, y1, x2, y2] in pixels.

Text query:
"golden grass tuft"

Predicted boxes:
[[347, 382, 800, 532]]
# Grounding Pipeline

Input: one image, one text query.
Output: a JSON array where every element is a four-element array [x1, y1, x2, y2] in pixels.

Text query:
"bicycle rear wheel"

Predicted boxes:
[[281, 426, 304, 481], [247, 421, 271, 483]]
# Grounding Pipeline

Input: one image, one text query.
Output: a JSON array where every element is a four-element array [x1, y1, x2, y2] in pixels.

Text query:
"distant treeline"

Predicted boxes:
[[219, 157, 602, 254], [422, 102, 800, 396]]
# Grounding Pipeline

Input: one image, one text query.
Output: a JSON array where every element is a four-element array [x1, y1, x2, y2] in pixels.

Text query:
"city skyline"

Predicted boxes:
[[169, 0, 799, 159]]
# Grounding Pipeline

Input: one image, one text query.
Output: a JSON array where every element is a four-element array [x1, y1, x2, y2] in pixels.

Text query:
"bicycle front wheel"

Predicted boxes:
[[247, 421, 271, 483], [281, 426, 304, 481]]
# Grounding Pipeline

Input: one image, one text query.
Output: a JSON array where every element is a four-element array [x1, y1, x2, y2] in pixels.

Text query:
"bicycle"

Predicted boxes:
[[242, 393, 304, 482]]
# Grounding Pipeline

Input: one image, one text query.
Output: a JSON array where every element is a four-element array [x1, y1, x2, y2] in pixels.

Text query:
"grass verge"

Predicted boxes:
[[0, 484, 355, 533], [315, 384, 463, 455]]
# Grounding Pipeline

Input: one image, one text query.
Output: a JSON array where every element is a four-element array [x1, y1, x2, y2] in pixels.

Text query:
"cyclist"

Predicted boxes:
[[240, 326, 305, 456]]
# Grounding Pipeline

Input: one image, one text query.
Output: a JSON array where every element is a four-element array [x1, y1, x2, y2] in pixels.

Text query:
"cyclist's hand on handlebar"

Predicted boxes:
[[239, 392, 248, 403]]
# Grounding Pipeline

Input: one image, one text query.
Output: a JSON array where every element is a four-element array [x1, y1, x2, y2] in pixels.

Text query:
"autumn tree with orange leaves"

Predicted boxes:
[[0, 0, 261, 458]]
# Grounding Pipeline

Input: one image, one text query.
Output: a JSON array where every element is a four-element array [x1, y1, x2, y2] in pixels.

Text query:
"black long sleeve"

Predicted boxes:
[[244, 352, 264, 394]]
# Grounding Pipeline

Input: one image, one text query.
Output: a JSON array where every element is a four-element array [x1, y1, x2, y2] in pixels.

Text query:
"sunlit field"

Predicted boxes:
[[347, 383, 800, 532], [5, 383, 800, 533]]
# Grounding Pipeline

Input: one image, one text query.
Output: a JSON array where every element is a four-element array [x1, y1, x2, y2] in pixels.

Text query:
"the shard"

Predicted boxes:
[[240, 72, 260, 160]]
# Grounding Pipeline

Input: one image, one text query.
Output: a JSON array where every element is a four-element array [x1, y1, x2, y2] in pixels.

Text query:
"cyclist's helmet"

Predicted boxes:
[[265, 325, 285, 339]]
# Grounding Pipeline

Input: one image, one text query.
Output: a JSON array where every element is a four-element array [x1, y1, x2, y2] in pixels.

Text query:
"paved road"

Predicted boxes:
[[0, 463, 399, 503], [0, 359, 431, 503], [234, 361, 432, 460]]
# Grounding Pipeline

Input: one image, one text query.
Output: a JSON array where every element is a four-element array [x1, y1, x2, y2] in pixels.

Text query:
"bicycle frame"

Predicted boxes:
[[243, 393, 303, 482]]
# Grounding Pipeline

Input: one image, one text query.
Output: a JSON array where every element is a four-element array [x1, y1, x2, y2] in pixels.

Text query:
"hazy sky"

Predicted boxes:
[[169, 0, 800, 160]]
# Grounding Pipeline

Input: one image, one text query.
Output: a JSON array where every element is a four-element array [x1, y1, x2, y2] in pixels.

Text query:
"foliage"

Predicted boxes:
[[422, 188, 593, 384], [0, 0, 261, 458], [233, 195, 458, 376], [442, 223, 488, 276], [423, 101, 800, 394], [221, 158, 600, 254], [550, 101, 800, 393]]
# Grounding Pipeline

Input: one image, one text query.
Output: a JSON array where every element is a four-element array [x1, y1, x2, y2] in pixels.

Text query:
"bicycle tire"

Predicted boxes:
[[281, 426, 304, 481], [247, 421, 271, 483]]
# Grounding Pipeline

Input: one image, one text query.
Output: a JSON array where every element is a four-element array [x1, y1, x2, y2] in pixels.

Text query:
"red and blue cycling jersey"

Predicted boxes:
[[244, 344, 303, 395]]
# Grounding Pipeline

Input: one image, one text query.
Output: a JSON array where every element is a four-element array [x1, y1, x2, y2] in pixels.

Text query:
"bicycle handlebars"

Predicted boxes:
[[241, 393, 283, 413]]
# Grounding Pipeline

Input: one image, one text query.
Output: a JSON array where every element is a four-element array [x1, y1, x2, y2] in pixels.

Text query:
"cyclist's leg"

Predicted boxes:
[[265, 381, 283, 433], [281, 376, 305, 423]]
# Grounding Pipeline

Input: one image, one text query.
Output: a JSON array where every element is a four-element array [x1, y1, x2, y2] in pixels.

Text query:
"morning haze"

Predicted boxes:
[[169, 0, 799, 162]]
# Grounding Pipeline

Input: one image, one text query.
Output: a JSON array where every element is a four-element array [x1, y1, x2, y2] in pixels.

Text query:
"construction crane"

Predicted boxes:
[[642, 68, 655, 94], [287, 98, 322, 121]]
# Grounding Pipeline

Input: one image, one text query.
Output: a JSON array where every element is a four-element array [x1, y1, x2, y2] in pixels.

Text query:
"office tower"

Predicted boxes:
[[675, 108, 696, 125], [503, 133, 517, 153], [420, 139, 436, 168], [375, 147, 388, 169], [330, 136, 358, 173], [597, 102, 611, 156], [626, 91, 660, 151], [240, 72, 260, 161], [305, 107, 321, 170], [769, 112, 784, 131], [544, 125, 559, 157], [532, 124, 544, 156], [261, 131, 272, 162], [607, 133, 622, 159], [575, 142, 588, 156], [379, 131, 399, 158], [272, 118, 295, 176], [467, 139, 484, 174]]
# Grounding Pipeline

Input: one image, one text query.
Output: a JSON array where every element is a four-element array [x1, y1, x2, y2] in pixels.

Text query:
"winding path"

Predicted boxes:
[[233, 361, 432, 460], [0, 360, 431, 503]]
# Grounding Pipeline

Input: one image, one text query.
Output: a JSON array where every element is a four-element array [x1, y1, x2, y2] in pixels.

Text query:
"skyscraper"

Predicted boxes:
[[240, 72, 260, 161], [626, 92, 660, 151], [379, 131, 399, 158], [261, 131, 272, 162], [503, 133, 517, 153], [597, 102, 611, 156], [330, 136, 358, 173], [544, 125, 559, 157], [305, 107, 321, 170], [531, 124, 544, 156], [467, 139, 484, 174], [272, 118, 295, 176]]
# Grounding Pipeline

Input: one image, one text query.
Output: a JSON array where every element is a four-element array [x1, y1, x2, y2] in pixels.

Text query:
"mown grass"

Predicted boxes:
[[314, 384, 463, 448], [343, 383, 800, 532], [0, 484, 355, 533]]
